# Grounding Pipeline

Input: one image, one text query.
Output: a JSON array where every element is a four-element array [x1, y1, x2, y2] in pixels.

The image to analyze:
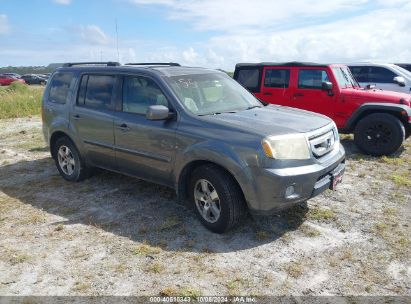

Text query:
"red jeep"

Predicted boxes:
[[234, 62, 411, 156]]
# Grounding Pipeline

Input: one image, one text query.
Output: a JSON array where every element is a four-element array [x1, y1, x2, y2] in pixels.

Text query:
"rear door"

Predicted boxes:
[[70, 74, 118, 169], [113, 75, 177, 187], [292, 68, 336, 118], [260, 67, 292, 105]]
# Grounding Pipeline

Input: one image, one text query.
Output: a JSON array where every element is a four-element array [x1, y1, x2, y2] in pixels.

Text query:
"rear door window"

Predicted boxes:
[[264, 69, 290, 88], [77, 75, 116, 110], [298, 70, 329, 89], [236, 68, 261, 92], [48, 72, 74, 104]]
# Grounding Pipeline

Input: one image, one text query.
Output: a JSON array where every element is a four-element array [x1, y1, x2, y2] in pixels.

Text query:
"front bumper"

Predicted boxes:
[[238, 143, 346, 215]]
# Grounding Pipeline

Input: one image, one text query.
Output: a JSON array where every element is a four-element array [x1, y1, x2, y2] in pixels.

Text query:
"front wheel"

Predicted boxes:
[[189, 164, 247, 233], [354, 113, 405, 156], [53, 137, 89, 182]]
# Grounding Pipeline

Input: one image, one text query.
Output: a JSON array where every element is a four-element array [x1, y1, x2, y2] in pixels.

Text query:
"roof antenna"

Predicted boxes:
[[115, 19, 120, 62]]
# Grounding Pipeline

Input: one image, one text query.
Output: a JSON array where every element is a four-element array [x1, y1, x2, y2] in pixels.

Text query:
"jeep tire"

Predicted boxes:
[[354, 113, 405, 156]]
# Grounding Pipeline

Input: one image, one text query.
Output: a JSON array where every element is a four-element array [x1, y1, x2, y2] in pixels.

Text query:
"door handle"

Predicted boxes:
[[293, 93, 304, 97], [117, 123, 130, 131], [72, 114, 81, 120], [263, 92, 272, 96]]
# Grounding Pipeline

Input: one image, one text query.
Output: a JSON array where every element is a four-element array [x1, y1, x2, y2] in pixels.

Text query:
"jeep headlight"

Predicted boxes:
[[262, 134, 310, 160]]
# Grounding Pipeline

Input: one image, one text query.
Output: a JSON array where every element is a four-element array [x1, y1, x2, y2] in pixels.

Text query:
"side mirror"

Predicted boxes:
[[393, 76, 406, 87], [146, 105, 173, 120], [321, 81, 333, 96], [321, 81, 333, 91]]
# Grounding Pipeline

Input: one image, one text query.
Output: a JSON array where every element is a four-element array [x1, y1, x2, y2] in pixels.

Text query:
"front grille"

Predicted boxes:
[[309, 128, 336, 158]]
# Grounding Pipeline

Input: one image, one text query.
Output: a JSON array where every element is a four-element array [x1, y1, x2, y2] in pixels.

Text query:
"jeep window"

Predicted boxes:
[[122, 76, 168, 115], [264, 69, 290, 88], [333, 67, 359, 88], [368, 67, 397, 83], [166, 73, 262, 116], [236, 68, 260, 92], [298, 70, 329, 89], [48, 72, 74, 104], [77, 75, 115, 110]]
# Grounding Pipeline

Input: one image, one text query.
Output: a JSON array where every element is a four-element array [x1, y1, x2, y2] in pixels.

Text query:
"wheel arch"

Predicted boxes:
[[49, 131, 76, 158], [343, 103, 410, 133], [176, 160, 247, 208]]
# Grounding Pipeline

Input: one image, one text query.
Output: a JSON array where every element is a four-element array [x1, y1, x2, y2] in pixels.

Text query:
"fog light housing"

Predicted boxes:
[[285, 185, 295, 198]]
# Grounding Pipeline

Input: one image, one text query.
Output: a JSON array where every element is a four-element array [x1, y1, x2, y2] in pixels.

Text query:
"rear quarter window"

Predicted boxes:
[[48, 72, 75, 104], [235, 68, 261, 92]]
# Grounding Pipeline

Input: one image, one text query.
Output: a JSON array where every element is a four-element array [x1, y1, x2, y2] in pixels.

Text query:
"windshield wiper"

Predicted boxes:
[[245, 105, 262, 110], [198, 110, 238, 116]]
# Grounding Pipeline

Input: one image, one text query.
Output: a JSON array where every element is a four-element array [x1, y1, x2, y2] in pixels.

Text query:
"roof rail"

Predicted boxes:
[[125, 62, 181, 67], [63, 62, 121, 67]]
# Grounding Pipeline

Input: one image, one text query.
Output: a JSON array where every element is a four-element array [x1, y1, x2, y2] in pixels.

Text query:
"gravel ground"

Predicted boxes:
[[0, 117, 410, 296]]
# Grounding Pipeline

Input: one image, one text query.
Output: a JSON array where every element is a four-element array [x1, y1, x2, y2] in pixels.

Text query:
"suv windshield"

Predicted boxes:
[[333, 67, 359, 88], [166, 73, 262, 115]]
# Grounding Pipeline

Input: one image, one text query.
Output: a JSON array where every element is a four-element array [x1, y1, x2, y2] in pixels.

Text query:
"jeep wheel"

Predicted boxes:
[[53, 137, 89, 182], [189, 164, 247, 233], [354, 113, 405, 156]]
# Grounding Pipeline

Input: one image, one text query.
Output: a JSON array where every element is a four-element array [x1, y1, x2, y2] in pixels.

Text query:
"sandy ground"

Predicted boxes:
[[0, 116, 410, 296]]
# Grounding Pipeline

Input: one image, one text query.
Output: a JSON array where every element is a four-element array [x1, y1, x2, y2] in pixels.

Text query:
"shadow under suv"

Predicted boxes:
[[42, 62, 346, 233]]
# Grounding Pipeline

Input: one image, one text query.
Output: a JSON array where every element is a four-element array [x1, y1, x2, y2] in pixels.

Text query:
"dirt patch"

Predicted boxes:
[[0, 117, 410, 296]]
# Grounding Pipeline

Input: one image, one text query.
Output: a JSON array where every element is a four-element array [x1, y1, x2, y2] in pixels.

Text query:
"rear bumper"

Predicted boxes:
[[237, 144, 346, 215]]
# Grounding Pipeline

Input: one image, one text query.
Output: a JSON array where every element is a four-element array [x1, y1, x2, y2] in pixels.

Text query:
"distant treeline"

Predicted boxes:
[[0, 64, 63, 75]]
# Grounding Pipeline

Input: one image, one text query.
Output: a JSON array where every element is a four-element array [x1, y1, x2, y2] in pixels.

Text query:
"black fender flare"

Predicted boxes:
[[342, 103, 411, 133]]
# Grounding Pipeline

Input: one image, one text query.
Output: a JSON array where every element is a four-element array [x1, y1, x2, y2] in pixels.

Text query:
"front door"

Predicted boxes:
[[291, 68, 336, 119], [114, 75, 177, 187]]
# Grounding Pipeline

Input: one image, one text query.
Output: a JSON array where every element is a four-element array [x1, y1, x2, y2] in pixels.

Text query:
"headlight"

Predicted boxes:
[[262, 134, 310, 160]]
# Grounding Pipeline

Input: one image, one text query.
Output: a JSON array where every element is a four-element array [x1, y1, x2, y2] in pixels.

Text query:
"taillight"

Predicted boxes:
[[400, 98, 410, 107]]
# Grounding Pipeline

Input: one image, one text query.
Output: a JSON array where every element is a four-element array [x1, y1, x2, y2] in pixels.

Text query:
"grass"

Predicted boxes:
[[10, 253, 31, 265], [390, 172, 411, 187], [146, 262, 165, 274], [0, 83, 43, 119], [160, 286, 201, 297], [307, 207, 336, 221], [285, 261, 304, 278], [132, 242, 162, 256]]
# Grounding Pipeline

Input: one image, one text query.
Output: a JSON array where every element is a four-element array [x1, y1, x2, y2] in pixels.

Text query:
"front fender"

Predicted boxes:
[[343, 102, 411, 132]]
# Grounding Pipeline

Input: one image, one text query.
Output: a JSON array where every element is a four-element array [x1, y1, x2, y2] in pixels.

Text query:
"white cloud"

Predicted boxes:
[[0, 14, 10, 35], [128, 0, 411, 69], [79, 25, 111, 45], [53, 0, 72, 5]]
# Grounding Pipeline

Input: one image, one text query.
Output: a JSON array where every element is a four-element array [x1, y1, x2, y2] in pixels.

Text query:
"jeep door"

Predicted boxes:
[[259, 67, 292, 106], [291, 68, 336, 118], [70, 74, 117, 169], [113, 75, 177, 187]]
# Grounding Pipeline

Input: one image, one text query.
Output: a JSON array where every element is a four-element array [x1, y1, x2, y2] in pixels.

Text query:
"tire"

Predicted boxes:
[[354, 113, 405, 156], [189, 164, 247, 233], [53, 137, 89, 182]]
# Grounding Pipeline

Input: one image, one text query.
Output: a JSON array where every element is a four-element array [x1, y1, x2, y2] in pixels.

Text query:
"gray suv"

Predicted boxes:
[[42, 62, 346, 233]]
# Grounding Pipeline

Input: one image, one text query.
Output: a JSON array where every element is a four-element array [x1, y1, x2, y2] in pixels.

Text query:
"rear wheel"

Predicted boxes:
[[53, 137, 89, 181], [189, 164, 247, 233], [354, 113, 405, 156]]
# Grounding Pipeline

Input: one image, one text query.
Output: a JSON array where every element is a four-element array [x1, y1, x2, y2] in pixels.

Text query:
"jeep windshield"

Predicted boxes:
[[166, 73, 262, 116], [332, 67, 360, 88]]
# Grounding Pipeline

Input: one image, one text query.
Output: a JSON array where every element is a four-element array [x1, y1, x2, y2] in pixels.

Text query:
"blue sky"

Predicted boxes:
[[0, 0, 410, 70]]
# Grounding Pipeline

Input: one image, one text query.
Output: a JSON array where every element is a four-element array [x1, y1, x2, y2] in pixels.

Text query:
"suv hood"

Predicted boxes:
[[201, 105, 332, 137], [349, 87, 411, 103]]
